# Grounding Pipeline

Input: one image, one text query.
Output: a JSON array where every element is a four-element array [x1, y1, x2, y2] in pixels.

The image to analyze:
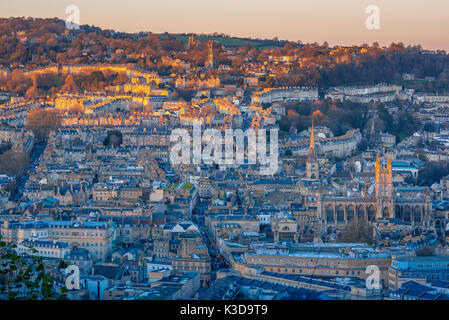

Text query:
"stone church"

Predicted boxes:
[[302, 125, 432, 235]]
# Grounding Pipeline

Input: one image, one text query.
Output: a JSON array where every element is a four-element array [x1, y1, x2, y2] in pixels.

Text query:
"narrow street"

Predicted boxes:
[[192, 199, 229, 283], [12, 142, 46, 201]]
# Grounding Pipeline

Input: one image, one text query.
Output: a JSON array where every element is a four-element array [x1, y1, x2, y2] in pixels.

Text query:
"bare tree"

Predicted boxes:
[[0, 149, 30, 177], [25, 108, 61, 142]]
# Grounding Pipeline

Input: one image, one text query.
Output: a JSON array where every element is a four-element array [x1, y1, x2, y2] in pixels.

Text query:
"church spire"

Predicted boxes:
[[375, 151, 381, 197], [306, 121, 319, 179], [387, 153, 392, 187], [309, 120, 315, 151], [308, 121, 317, 160]]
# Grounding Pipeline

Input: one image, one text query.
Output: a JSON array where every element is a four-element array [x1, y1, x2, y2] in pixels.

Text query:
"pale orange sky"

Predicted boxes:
[[1, 0, 448, 50]]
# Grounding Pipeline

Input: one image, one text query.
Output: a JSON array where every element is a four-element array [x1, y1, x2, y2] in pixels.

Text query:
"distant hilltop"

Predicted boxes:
[[159, 33, 288, 49]]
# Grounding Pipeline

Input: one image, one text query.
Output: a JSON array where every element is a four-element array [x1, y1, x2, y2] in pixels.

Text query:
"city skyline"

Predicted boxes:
[[1, 0, 449, 51], [2, 2, 449, 304]]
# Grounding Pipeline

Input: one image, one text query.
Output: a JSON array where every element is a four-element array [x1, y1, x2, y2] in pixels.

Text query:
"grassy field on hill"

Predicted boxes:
[[159, 33, 284, 48]]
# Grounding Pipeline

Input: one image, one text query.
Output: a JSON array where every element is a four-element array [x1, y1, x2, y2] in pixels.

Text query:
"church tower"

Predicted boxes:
[[306, 122, 319, 179], [375, 152, 393, 219], [187, 34, 195, 49], [206, 40, 214, 68]]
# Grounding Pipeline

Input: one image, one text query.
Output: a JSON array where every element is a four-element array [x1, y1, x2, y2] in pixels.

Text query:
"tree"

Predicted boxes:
[[25, 85, 40, 98], [58, 260, 68, 269], [70, 102, 84, 114], [0, 235, 66, 300], [60, 74, 79, 92], [418, 161, 449, 186], [87, 71, 105, 90], [4, 180, 16, 193], [416, 246, 434, 257], [103, 130, 123, 147], [129, 102, 144, 113], [311, 109, 327, 125], [114, 72, 129, 85], [6, 69, 31, 95], [357, 138, 369, 152], [0, 149, 30, 177], [25, 109, 61, 142], [423, 122, 434, 132]]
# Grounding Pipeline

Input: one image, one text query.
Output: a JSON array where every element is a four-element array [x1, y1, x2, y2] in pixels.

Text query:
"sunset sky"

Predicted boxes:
[[1, 0, 448, 50]]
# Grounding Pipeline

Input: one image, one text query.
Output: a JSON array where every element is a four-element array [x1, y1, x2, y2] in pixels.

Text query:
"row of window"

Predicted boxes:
[[51, 231, 105, 237], [250, 257, 389, 267], [268, 267, 362, 276], [78, 242, 104, 247], [18, 248, 63, 257], [414, 263, 449, 268]]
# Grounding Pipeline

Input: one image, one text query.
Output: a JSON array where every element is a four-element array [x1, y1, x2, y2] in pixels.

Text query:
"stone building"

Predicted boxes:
[[316, 152, 433, 236]]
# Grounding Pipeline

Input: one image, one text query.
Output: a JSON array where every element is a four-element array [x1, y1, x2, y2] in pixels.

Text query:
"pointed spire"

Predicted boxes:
[[309, 120, 315, 150], [387, 153, 392, 175]]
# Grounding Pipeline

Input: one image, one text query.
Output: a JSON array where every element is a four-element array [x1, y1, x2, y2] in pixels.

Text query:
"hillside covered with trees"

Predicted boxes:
[[1, 17, 449, 94]]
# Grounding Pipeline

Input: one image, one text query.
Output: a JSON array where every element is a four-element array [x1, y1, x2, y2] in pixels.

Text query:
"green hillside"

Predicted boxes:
[[159, 33, 284, 48]]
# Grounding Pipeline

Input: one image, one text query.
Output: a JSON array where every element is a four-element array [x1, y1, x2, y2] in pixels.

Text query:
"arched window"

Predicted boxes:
[[413, 206, 422, 223], [367, 206, 376, 221], [337, 206, 345, 224], [395, 205, 402, 220], [326, 206, 334, 222], [403, 206, 411, 223], [347, 206, 355, 222], [383, 207, 390, 218], [357, 206, 366, 221]]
